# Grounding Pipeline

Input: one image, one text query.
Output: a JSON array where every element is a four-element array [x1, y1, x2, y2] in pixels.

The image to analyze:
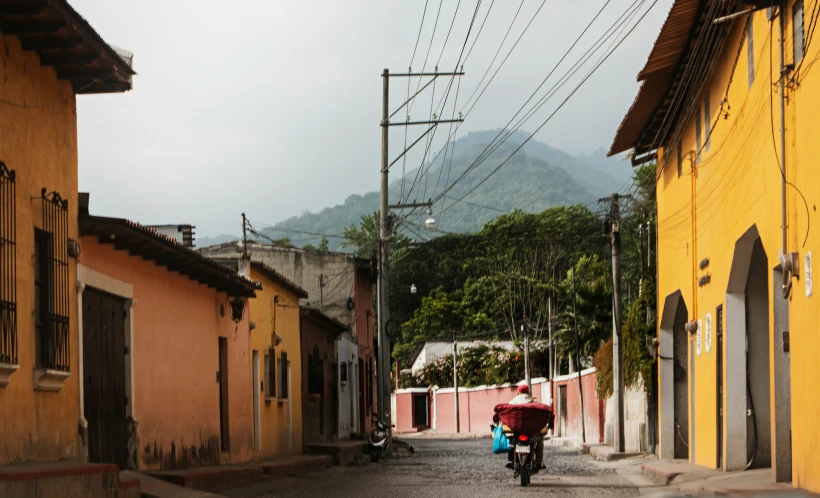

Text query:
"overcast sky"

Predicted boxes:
[[73, 0, 672, 237]]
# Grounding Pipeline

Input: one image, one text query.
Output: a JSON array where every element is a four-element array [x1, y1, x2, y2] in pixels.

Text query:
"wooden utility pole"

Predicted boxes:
[[600, 193, 627, 452], [548, 296, 554, 380], [241, 212, 249, 259], [377, 68, 465, 446], [522, 316, 532, 394], [572, 267, 587, 443]]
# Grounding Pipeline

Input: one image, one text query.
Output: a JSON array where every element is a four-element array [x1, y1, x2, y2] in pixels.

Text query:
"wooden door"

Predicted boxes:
[[83, 287, 128, 468], [218, 337, 230, 452]]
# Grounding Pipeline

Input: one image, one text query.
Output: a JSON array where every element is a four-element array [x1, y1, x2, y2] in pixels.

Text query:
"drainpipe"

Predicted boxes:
[[778, 1, 792, 298]]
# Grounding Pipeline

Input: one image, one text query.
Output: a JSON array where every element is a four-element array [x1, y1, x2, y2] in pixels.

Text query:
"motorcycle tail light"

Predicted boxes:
[[517, 435, 529, 443]]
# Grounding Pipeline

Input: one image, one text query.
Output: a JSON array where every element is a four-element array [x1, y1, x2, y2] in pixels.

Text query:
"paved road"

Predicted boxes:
[[222, 439, 645, 498]]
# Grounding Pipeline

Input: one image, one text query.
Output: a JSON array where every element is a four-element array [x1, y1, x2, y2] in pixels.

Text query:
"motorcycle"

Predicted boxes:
[[493, 403, 554, 487], [508, 431, 541, 487], [368, 417, 390, 462]]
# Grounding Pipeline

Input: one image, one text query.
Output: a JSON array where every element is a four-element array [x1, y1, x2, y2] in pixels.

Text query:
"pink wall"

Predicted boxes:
[[81, 239, 254, 469], [552, 370, 604, 443]]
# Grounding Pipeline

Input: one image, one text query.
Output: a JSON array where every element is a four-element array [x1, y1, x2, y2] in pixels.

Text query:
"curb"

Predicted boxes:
[[641, 464, 680, 486]]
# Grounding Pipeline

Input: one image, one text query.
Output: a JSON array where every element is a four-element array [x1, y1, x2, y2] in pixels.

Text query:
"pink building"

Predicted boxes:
[[78, 204, 260, 470]]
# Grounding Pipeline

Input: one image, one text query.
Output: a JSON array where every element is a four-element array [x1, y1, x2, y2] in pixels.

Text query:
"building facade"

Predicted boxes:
[[216, 258, 308, 460], [611, 0, 820, 490], [79, 211, 259, 470], [0, 1, 134, 465], [200, 242, 377, 436]]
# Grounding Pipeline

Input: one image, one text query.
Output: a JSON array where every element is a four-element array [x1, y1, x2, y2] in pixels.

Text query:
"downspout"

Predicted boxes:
[[778, 1, 792, 298]]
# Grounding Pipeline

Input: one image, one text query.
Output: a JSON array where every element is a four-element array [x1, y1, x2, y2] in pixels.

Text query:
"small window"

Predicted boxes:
[[695, 110, 702, 163], [704, 93, 711, 153], [747, 15, 755, 87], [264, 349, 276, 399], [0, 162, 17, 366], [36, 190, 69, 371], [279, 351, 289, 400], [677, 143, 683, 177], [794, 1, 805, 64]]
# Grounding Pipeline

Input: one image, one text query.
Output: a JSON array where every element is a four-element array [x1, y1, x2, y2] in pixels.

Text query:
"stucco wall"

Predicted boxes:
[[300, 316, 339, 443], [79, 239, 253, 469], [0, 35, 81, 464], [553, 370, 604, 443], [248, 267, 302, 459], [653, 4, 820, 488], [353, 269, 374, 433]]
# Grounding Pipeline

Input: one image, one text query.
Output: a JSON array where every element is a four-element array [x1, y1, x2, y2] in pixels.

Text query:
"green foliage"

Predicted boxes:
[[554, 255, 612, 361], [414, 344, 526, 388], [342, 211, 411, 258], [593, 338, 614, 399]]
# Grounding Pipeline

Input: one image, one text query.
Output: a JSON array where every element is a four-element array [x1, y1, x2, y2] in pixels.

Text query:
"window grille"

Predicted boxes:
[[794, 1, 805, 64], [265, 349, 276, 399], [704, 93, 711, 153], [747, 16, 755, 87], [37, 188, 69, 371], [0, 162, 16, 365]]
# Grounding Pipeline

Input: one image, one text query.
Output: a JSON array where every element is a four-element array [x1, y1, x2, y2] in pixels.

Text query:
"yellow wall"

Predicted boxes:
[[248, 267, 303, 459], [0, 35, 81, 464], [656, 3, 820, 490]]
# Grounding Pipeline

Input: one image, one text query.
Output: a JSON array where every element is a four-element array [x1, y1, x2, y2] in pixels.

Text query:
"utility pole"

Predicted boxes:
[[547, 296, 554, 381], [241, 212, 249, 259], [522, 317, 531, 394], [453, 331, 460, 433], [377, 67, 464, 448], [572, 267, 587, 443], [600, 193, 627, 452]]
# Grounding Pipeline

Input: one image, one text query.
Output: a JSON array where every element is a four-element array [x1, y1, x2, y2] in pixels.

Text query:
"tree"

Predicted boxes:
[[318, 237, 330, 251], [342, 211, 410, 258]]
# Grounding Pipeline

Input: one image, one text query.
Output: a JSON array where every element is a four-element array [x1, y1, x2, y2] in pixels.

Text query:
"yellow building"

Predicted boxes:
[[611, 0, 820, 491], [0, 1, 134, 466], [216, 258, 308, 459]]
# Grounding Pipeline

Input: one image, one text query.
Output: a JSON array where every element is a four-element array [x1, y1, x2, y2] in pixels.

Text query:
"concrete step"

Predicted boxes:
[[144, 455, 333, 492], [304, 441, 369, 466], [0, 462, 122, 498]]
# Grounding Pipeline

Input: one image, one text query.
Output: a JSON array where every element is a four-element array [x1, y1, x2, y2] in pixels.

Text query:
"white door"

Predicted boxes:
[[252, 350, 261, 451]]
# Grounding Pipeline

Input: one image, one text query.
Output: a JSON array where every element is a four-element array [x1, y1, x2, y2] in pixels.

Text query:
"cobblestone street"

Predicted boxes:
[[221, 439, 653, 498]]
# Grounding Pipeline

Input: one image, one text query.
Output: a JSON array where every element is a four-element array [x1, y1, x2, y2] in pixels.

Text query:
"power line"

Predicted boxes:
[[409, 0, 431, 70], [440, 0, 661, 215], [434, 0, 642, 208]]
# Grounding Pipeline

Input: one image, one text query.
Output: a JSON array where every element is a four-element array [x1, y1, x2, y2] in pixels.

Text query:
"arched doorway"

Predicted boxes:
[[659, 291, 689, 460], [725, 225, 779, 473]]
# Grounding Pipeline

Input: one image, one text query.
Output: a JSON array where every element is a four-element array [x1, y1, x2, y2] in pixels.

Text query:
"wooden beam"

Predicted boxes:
[[57, 67, 116, 80], [0, 2, 48, 16], [0, 20, 66, 36], [21, 36, 82, 51], [40, 52, 99, 66]]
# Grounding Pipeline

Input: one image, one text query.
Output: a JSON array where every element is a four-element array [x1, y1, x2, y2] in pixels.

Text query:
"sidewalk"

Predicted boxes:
[[146, 454, 332, 492]]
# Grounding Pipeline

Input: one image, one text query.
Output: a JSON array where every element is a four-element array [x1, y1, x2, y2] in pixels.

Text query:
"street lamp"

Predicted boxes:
[[410, 283, 417, 294], [425, 207, 436, 230]]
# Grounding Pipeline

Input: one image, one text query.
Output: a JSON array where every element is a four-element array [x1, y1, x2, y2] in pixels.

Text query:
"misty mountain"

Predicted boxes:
[[255, 131, 632, 251]]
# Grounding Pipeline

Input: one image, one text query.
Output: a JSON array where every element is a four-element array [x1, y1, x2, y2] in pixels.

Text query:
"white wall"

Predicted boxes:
[[337, 337, 358, 439]]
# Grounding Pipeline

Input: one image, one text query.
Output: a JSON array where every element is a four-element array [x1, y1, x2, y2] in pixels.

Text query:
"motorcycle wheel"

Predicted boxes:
[[370, 447, 381, 463], [518, 454, 530, 487]]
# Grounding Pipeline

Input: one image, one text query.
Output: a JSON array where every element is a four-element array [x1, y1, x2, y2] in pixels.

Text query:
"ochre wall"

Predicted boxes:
[[655, 2, 820, 489], [0, 35, 81, 464], [79, 239, 254, 469], [248, 267, 302, 459]]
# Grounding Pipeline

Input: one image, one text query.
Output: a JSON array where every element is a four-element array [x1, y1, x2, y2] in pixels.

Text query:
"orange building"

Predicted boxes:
[[0, 0, 134, 467], [78, 203, 260, 470]]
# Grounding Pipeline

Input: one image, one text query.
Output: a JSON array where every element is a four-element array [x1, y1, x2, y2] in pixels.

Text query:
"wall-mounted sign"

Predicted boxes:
[[696, 319, 703, 356], [806, 251, 812, 298], [705, 313, 712, 354]]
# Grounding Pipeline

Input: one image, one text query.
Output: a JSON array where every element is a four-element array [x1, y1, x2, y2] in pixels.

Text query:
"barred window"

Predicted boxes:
[[704, 92, 711, 153], [794, 1, 805, 64], [695, 110, 702, 164], [0, 162, 16, 366], [36, 189, 69, 371], [677, 143, 684, 177]]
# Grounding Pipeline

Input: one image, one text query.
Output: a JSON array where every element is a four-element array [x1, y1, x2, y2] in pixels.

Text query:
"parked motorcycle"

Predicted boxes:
[[368, 417, 390, 462]]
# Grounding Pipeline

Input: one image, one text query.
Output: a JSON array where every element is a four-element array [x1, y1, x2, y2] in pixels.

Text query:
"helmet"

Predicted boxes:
[[517, 384, 530, 394]]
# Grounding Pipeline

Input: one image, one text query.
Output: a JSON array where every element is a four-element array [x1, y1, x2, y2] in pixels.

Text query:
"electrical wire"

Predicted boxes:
[[409, 0, 431, 70], [408, 0, 444, 116], [439, 0, 661, 215], [433, 0, 642, 208]]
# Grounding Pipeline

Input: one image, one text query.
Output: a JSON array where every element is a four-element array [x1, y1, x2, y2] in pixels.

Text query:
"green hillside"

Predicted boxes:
[[200, 131, 631, 250]]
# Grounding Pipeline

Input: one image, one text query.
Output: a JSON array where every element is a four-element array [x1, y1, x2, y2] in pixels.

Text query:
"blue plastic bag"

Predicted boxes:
[[492, 425, 510, 454]]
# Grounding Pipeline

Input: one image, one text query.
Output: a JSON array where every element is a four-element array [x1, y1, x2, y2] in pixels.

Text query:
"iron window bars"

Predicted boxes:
[[0, 162, 16, 365], [38, 188, 69, 371]]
